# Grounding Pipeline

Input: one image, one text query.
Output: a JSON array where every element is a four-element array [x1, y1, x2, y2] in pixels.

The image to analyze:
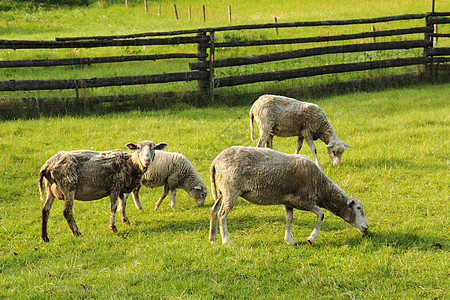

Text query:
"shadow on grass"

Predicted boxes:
[[123, 208, 448, 252], [351, 156, 448, 172], [125, 208, 357, 241], [333, 229, 448, 252], [2, 71, 449, 120]]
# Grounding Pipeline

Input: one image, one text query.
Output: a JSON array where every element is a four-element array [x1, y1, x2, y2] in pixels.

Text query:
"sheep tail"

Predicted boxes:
[[38, 166, 47, 202], [210, 161, 218, 202], [249, 109, 255, 141]]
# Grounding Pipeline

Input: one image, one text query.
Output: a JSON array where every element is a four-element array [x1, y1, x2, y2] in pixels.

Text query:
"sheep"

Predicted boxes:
[[249, 94, 353, 167], [209, 146, 368, 245], [120, 150, 208, 211], [38, 140, 168, 242]]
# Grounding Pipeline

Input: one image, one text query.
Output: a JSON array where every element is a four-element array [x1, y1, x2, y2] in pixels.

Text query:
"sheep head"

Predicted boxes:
[[126, 141, 168, 168], [343, 198, 369, 233], [326, 141, 352, 166], [190, 185, 208, 207]]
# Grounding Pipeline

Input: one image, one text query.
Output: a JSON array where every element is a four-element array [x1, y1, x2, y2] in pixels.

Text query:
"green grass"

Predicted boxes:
[[0, 83, 449, 298]]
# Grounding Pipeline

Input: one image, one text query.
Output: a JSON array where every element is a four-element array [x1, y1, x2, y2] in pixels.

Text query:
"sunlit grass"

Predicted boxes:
[[0, 83, 449, 298]]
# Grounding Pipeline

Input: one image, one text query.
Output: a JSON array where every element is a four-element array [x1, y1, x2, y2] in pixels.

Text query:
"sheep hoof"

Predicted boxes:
[[307, 239, 313, 246], [122, 219, 130, 226], [41, 236, 50, 243], [110, 225, 118, 233], [285, 239, 295, 245]]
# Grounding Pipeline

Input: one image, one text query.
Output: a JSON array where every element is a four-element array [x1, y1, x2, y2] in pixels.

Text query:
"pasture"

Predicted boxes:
[[1, 0, 449, 298], [0, 83, 448, 298]]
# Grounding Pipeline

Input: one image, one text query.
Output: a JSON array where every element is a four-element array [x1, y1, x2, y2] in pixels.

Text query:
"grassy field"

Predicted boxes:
[[0, 0, 446, 100], [0, 82, 449, 298]]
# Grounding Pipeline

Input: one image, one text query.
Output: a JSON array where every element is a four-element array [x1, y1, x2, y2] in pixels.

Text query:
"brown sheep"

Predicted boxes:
[[38, 140, 168, 242]]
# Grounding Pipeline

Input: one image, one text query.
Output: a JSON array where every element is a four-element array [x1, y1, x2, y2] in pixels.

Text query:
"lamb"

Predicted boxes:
[[209, 146, 368, 245], [249, 94, 353, 167], [121, 150, 208, 211], [38, 140, 168, 242]]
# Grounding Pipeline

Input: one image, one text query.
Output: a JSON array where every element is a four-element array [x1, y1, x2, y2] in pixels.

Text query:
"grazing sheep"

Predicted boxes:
[[38, 140, 168, 242], [209, 146, 368, 245], [121, 150, 208, 211], [250, 94, 353, 166]]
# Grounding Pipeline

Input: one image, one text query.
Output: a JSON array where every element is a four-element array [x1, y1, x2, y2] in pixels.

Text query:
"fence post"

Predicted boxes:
[[196, 31, 210, 94], [202, 5, 206, 22], [423, 14, 435, 76], [371, 25, 376, 42], [274, 17, 278, 35], [209, 31, 215, 102], [173, 4, 179, 20]]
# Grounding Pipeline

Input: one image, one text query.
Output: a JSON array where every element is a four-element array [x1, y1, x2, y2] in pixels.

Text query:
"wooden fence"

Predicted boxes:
[[0, 12, 449, 101]]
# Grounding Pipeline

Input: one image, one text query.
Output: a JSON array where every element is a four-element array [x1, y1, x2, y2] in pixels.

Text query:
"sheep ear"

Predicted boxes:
[[347, 199, 356, 207], [194, 186, 202, 191], [326, 142, 335, 148], [126, 143, 138, 150], [343, 142, 353, 148], [155, 143, 168, 151]]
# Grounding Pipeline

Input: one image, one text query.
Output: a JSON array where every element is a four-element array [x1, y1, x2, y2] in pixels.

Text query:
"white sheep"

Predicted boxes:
[[38, 140, 168, 242], [250, 94, 353, 167], [121, 150, 208, 211], [209, 146, 368, 245]]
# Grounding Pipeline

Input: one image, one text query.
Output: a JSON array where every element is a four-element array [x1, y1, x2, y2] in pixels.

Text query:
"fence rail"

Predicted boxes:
[[190, 40, 432, 70], [0, 35, 209, 49], [0, 12, 448, 99], [215, 57, 433, 88], [214, 27, 433, 48], [0, 53, 201, 68], [0, 71, 208, 91]]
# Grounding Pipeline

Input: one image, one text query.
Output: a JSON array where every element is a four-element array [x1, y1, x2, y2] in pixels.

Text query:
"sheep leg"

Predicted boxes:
[[131, 186, 144, 211], [284, 206, 295, 245], [209, 196, 222, 243], [154, 185, 170, 211], [63, 190, 82, 237], [169, 188, 177, 210], [306, 138, 321, 167], [41, 183, 55, 242], [257, 126, 272, 148], [109, 192, 119, 233], [219, 210, 231, 244], [119, 193, 130, 225], [117, 192, 128, 212], [296, 137, 304, 154], [307, 206, 324, 245], [218, 190, 238, 244], [267, 134, 274, 148]]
